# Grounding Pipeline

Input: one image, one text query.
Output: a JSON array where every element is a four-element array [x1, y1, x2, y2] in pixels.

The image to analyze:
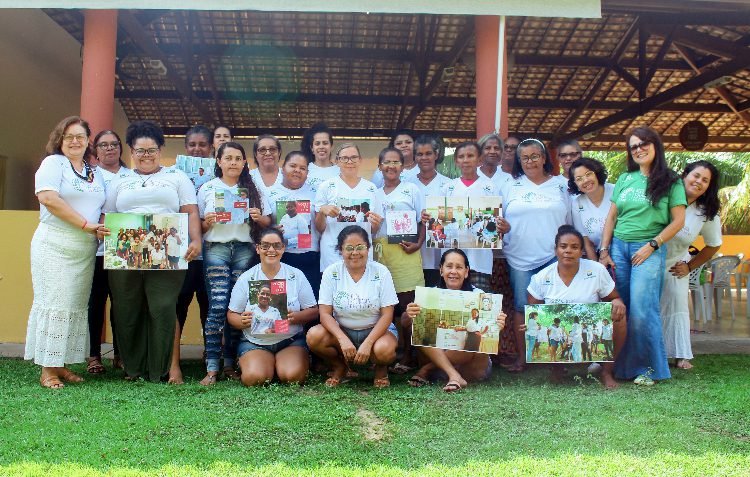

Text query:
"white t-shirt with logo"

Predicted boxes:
[[477, 167, 512, 195], [374, 181, 423, 240], [268, 182, 319, 253], [314, 176, 381, 271], [571, 182, 614, 250], [35, 154, 106, 231], [228, 263, 317, 345], [103, 167, 197, 214], [249, 167, 283, 200], [442, 175, 499, 275], [405, 172, 452, 270], [197, 177, 272, 243], [371, 165, 419, 188], [307, 163, 340, 191], [318, 260, 398, 330], [503, 174, 571, 271], [527, 258, 615, 304]]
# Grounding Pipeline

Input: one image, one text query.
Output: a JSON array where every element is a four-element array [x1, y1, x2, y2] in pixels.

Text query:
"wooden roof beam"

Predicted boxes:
[[189, 10, 225, 126], [118, 11, 214, 126], [650, 25, 750, 59], [562, 53, 750, 142]]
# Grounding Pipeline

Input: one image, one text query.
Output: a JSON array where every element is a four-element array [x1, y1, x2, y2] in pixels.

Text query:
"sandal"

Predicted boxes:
[[40, 375, 64, 389], [389, 363, 414, 375], [373, 376, 390, 389], [443, 380, 463, 393], [408, 375, 430, 388], [86, 357, 106, 374], [223, 367, 240, 381], [633, 374, 654, 386], [111, 356, 124, 370], [58, 368, 84, 383]]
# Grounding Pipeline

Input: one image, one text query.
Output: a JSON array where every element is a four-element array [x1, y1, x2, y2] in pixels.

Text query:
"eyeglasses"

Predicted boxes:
[[380, 160, 402, 167], [343, 244, 368, 252], [257, 147, 279, 155], [96, 141, 120, 150], [520, 154, 542, 163], [629, 141, 652, 153], [258, 241, 285, 251], [574, 170, 596, 184], [338, 155, 361, 164], [133, 148, 160, 157], [558, 151, 581, 161], [63, 134, 87, 143], [503, 144, 518, 152]]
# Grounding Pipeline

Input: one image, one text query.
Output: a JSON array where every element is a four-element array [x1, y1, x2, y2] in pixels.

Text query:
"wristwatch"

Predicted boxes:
[[648, 239, 659, 250]]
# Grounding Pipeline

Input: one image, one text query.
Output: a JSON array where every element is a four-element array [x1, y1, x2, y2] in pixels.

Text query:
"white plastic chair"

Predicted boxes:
[[734, 259, 750, 318], [688, 263, 709, 323], [707, 255, 741, 320]]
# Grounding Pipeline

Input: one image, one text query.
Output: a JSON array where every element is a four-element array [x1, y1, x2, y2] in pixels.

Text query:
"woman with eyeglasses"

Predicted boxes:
[[568, 157, 614, 261], [371, 129, 419, 188], [197, 141, 271, 385], [250, 134, 283, 198], [267, 151, 322, 297], [502, 138, 571, 372], [228, 228, 318, 386], [307, 225, 398, 388], [403, 249, 507, 392], [103, 120, 202, 383], [300, 122, 339, 191], [556, 139, 584, 179], [26, 116, 107, 389], [314, 142, 383, 273], [660, 161, 722, 370], [86, 130, 134, 375], [599, 126, 686, 386]]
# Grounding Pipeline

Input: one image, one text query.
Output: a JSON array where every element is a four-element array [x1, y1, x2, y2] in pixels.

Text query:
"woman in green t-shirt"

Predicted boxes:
[[598, 127, 686, 386]]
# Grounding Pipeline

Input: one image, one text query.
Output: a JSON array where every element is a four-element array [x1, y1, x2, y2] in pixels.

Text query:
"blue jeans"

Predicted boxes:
[[525, 335, 537, 362], [508, 257, 557, 312], [203, 241, 254, 372], [611, 237, 671, 381]]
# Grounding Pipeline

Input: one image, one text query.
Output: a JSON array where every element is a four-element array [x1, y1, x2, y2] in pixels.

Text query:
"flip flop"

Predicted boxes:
[[86, 357, 106, 374], [443, 380, 463, 393], [40, 375, 64, 389], [408, 375, 430, 387], [58, 368, 84, 383]]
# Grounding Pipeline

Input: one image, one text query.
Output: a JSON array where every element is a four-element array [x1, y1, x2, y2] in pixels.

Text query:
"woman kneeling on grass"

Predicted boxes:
[[227, 228, 318, 386], [403, 249, 507, 392], [523, 225, 626, 388], [307, 225, 399, 388]]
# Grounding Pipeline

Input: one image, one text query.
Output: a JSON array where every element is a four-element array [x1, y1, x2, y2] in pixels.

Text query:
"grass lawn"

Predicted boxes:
[[1, 355, 749, 476]]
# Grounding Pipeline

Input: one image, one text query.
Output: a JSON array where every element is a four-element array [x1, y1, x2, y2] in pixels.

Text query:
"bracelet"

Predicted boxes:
[[599, 248, 609, 254], [657, 234, 664, 246], [81, 220, 87, 230]]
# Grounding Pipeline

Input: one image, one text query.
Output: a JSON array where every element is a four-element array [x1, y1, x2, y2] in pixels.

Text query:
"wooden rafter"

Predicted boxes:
[[190, 11, 225, 126]]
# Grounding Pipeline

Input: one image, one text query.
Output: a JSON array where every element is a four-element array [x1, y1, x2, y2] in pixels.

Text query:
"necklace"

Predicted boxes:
[[135, 167, 162, 187], [70, 160, 94, 183]]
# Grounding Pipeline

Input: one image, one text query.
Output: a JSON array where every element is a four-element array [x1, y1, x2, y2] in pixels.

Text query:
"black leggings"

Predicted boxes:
[[176, 259, 209, 334], [88, 256, 118, 358]]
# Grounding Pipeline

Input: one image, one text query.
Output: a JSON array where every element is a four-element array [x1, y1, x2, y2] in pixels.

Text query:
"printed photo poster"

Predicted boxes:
[[104, 212, 189, 270], [175, 154, 215, 190], [386, 209, 418, 244], [243, 279, 294, 341], [411, 286, 503, 354], [275, 199, 312, 250], [524, 303, 614, 364], [328, 197, 373, 256], [425, 196, 503, 249], [215, 188, 249, 225]]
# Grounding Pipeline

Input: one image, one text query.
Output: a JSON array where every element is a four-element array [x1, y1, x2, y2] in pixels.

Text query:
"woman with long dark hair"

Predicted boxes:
[[568, 156, 614, 260], [660, 160, 722, 370], [301, 122, 339, 190], [599, 126, 686, 385], [197, 141, 271, 384]]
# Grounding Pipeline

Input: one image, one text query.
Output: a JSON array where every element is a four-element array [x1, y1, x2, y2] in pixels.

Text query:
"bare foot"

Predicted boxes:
[[168, 367, 184, 385], [676, 359, 693, 370], [199, 372, 219, 386]]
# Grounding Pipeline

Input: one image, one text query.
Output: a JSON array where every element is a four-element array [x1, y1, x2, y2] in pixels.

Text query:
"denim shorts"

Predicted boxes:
[[237, 333, 308, 357], [550, 339, 561, 348], [341, 323, 398, 348]]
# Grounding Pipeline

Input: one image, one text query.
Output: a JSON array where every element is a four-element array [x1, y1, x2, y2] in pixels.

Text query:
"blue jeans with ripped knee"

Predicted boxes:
[[204, 241, 254, 373]]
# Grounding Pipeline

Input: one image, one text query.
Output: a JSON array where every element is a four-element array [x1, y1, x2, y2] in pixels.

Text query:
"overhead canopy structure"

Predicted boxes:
[[34, 0, 750, 149]]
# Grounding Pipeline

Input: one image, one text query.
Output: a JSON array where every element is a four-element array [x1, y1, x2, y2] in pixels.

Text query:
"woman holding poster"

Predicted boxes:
[[228, 228, 318, 386], [403, 249, 507, 392], [197, 141, 271, 385]]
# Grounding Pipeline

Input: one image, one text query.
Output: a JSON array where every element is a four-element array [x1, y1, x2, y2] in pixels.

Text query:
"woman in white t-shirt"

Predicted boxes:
[[403, 249, 507, 392], [301, 122, 340, 191], [103, 120, 201, 383], [661, 161, 722, 370], [25, 116, 107, 389], [267, 151, 321, 296], [250, 135, 284, 198], [228, 228, 318, 386], [525, 225, 626, 388], [307, 225, 398, 388], [371, 129, 419, 188], [314, 143, 383, 272], [503, 138, 571, 372], [197, 141, 271, 385], [567, 157, 615, 260], [211, 125, 232, 158]]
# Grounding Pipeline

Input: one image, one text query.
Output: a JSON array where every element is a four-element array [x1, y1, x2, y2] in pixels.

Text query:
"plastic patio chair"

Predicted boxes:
[[706, 255, 741, 320], [688, 263, 709, 323], [734, 259, 750, 318]]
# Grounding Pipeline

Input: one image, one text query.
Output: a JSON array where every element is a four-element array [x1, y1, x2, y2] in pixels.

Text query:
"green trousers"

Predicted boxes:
[[108, 270, 186, 382]]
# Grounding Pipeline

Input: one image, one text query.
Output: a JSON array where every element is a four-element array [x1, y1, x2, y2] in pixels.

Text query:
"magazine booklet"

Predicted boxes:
[[175, 154, 216, 190], [215, 188, 249, 225], [243, 279, 293, 341], [385, 209, 418, 244], [275, 199, 312, 250]]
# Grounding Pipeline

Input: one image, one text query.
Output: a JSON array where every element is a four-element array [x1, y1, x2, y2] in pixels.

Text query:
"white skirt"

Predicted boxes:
[[660, 269, 693, 360], [25, 222, 97, 366]]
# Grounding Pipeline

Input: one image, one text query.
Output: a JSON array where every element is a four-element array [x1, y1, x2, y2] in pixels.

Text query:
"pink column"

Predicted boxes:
[[80, 9, 118, 136], [475, 16, 509, 139]]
